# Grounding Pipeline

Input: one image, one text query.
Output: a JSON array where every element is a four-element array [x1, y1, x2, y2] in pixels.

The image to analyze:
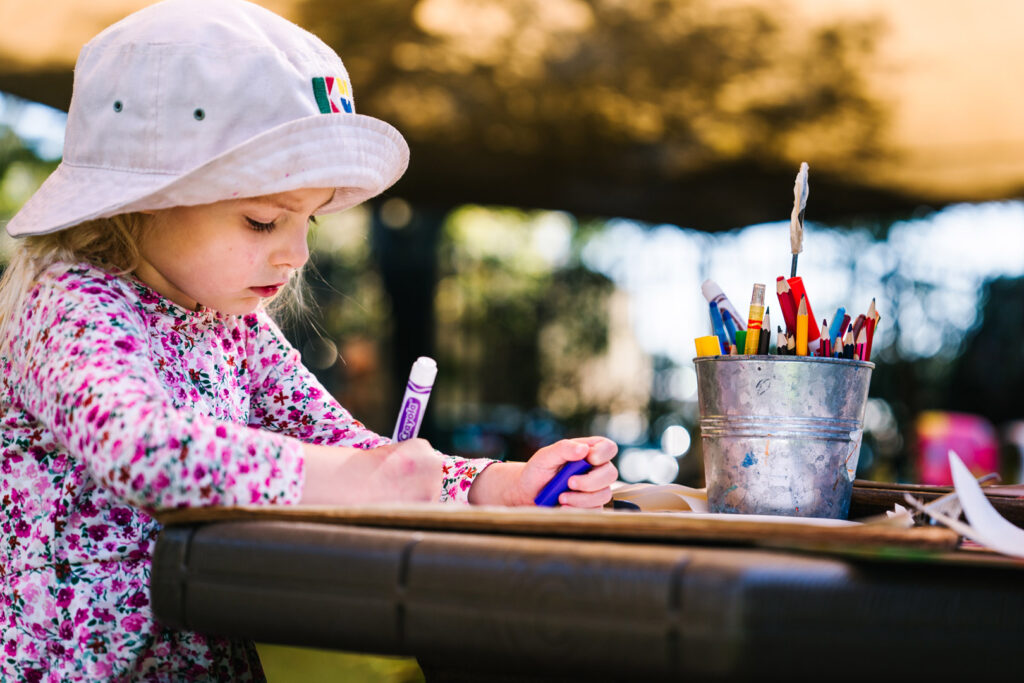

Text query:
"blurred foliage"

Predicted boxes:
[[303, 0, 883, 164], [432, 206, 615, 459], [296, 0, 896, 227], [0, 113, 58, 239], [948, 277, 1024, 426]]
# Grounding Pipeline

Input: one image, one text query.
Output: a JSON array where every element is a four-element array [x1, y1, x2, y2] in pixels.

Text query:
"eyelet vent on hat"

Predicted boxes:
[[193, 108, 205, 121], [113, 100, 123, 112]]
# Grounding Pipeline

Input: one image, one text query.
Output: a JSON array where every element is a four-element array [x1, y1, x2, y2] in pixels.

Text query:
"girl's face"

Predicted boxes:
[[136, 187, 334, 315]]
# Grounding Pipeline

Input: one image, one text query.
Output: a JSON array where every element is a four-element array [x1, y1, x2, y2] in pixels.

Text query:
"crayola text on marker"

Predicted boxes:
[[393, 357, 438, 442]]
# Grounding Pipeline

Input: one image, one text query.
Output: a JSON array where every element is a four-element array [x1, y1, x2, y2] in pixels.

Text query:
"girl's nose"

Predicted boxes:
[[272, 226, 310, 270]]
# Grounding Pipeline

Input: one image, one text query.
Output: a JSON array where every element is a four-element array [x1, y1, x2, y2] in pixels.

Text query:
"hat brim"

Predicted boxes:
[[6, 112, 409, 237]]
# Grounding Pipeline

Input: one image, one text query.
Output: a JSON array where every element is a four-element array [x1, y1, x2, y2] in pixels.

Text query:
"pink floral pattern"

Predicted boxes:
[[0, 261, 493, 681]]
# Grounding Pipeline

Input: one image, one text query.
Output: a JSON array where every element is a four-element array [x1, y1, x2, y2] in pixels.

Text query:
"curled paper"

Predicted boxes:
[[609, 482, 709, 513], [790, 162, 809, 255], [906, 451, 1024, 558]]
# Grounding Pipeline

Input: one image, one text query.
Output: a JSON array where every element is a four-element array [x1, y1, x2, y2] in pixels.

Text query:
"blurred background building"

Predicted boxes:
[[4, 0, 1024, 679]]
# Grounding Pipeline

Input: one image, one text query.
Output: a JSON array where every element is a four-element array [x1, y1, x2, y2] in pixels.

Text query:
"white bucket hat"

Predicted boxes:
[[6, 0, 409, 237]]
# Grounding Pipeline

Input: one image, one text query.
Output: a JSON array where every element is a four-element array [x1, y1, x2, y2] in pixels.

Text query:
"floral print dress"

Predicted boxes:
[[0, 261, 493, 682]]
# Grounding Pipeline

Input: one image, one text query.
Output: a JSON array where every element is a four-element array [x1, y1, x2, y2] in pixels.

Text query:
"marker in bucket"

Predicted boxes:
[[392, 356, 437, 441], [708, 302, 731, 353], [701, 279, 746, 338], [695, 335, 723, 357]]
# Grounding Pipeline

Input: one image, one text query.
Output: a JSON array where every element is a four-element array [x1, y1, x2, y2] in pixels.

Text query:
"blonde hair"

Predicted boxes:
[[0, 213, 309, 354]]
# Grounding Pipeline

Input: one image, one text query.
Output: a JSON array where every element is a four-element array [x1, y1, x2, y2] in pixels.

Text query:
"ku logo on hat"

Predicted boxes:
[[312, 76, 353, 114]]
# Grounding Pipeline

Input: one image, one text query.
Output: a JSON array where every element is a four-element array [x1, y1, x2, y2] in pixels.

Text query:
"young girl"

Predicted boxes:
[[0, 1, 618, 680]]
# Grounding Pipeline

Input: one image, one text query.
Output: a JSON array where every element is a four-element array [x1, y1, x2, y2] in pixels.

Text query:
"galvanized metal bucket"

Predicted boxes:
[[694, 356, 874, 519]]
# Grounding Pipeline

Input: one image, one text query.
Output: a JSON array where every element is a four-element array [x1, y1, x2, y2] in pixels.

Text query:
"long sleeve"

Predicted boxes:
[[7, 265, 305, 510], [244, 312, 386, 448], [244, 314, 496, 503]]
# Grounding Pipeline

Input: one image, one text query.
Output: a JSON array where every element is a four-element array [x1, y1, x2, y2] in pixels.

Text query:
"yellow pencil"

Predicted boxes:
[[743, 283, 766, 355], [796, 295, 809, 356]]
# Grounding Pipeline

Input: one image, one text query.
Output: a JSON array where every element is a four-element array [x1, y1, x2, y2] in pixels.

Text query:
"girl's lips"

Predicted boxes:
[[251, 284, 283, 297]]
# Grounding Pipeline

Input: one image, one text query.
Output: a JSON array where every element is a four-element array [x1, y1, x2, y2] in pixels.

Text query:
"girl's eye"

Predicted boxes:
[[246, 217, 276, 232]]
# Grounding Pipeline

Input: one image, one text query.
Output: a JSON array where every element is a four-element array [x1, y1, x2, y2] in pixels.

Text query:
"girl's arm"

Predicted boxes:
[[467, 436, 619, 508], [244, 314, 618, 508], [245, 313, 495, 502], [243, 313, 385, 449], [10, 266, 306, 510], [299, 439, 443, 504], [299, 436, 619, 509]]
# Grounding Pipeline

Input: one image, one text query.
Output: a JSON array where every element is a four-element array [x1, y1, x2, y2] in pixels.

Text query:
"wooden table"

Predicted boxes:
[[151, 505, 1024, 681]]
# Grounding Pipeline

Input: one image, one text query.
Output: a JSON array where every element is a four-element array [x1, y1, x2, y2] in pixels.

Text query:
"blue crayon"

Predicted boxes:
[[709, 301, 731, 353], [535, 460, 592, 506]]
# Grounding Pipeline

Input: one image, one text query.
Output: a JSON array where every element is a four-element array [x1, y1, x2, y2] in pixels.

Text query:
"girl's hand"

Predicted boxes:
[[468, 436, 618, 508], [299, 439, 444, 505]]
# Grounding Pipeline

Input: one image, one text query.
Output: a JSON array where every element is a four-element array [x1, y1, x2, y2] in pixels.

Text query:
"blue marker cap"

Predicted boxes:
[[708, 301, 731, 353], [534, 460, 592, 507]]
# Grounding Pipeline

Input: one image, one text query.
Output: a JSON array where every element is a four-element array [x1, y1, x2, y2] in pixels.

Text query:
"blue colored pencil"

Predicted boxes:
[[829, 308, 846, 348]]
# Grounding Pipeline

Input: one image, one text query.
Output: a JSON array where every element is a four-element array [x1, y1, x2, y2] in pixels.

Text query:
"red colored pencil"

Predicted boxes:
[[838, 314, 851, 342], [864, 299, 878, 361], [851, 313, 867, 339], [855, 327, 867, 361], [786, 276, 820, 342], [776, 277, 797, 334]]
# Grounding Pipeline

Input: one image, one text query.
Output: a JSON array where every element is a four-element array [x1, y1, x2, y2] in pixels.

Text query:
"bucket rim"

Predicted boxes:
[[692, 355, 874, 370]]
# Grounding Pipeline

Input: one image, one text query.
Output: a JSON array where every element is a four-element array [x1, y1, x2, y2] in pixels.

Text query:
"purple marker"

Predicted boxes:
[[393, 357, 437, 441], [534, 459, 592, 507]]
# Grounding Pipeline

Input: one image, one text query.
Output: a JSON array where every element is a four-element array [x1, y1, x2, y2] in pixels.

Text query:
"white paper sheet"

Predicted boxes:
[[906, 451, 1024, 558]]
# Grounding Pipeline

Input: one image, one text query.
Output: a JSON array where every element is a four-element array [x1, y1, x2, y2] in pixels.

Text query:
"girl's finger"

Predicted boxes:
[[570, 436, 618, 465], [567, 462, 618, 493], [558, 487, 613, 509], [533, 440, 589, 470]]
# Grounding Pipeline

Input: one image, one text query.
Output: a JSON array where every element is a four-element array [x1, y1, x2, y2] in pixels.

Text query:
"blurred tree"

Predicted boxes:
[[0, 109, 58, 225], [298, 0, 900, 228], [947, 277, 1024, 426], [431, 206, 615, 459]]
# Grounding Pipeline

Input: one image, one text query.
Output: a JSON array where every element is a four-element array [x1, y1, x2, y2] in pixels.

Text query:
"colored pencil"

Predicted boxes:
[[743, 284, 766, 354], [851, 313, 867, 339], [796, 295, 809, 356], [757, 308, 772, 355], [864, 298, 878, 361], [787, 276, 820, 342], [776, 277, 798, 334], [843, 328, 855, 359], [837, 314, 851, 345], [828, 308, 845, 347]]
